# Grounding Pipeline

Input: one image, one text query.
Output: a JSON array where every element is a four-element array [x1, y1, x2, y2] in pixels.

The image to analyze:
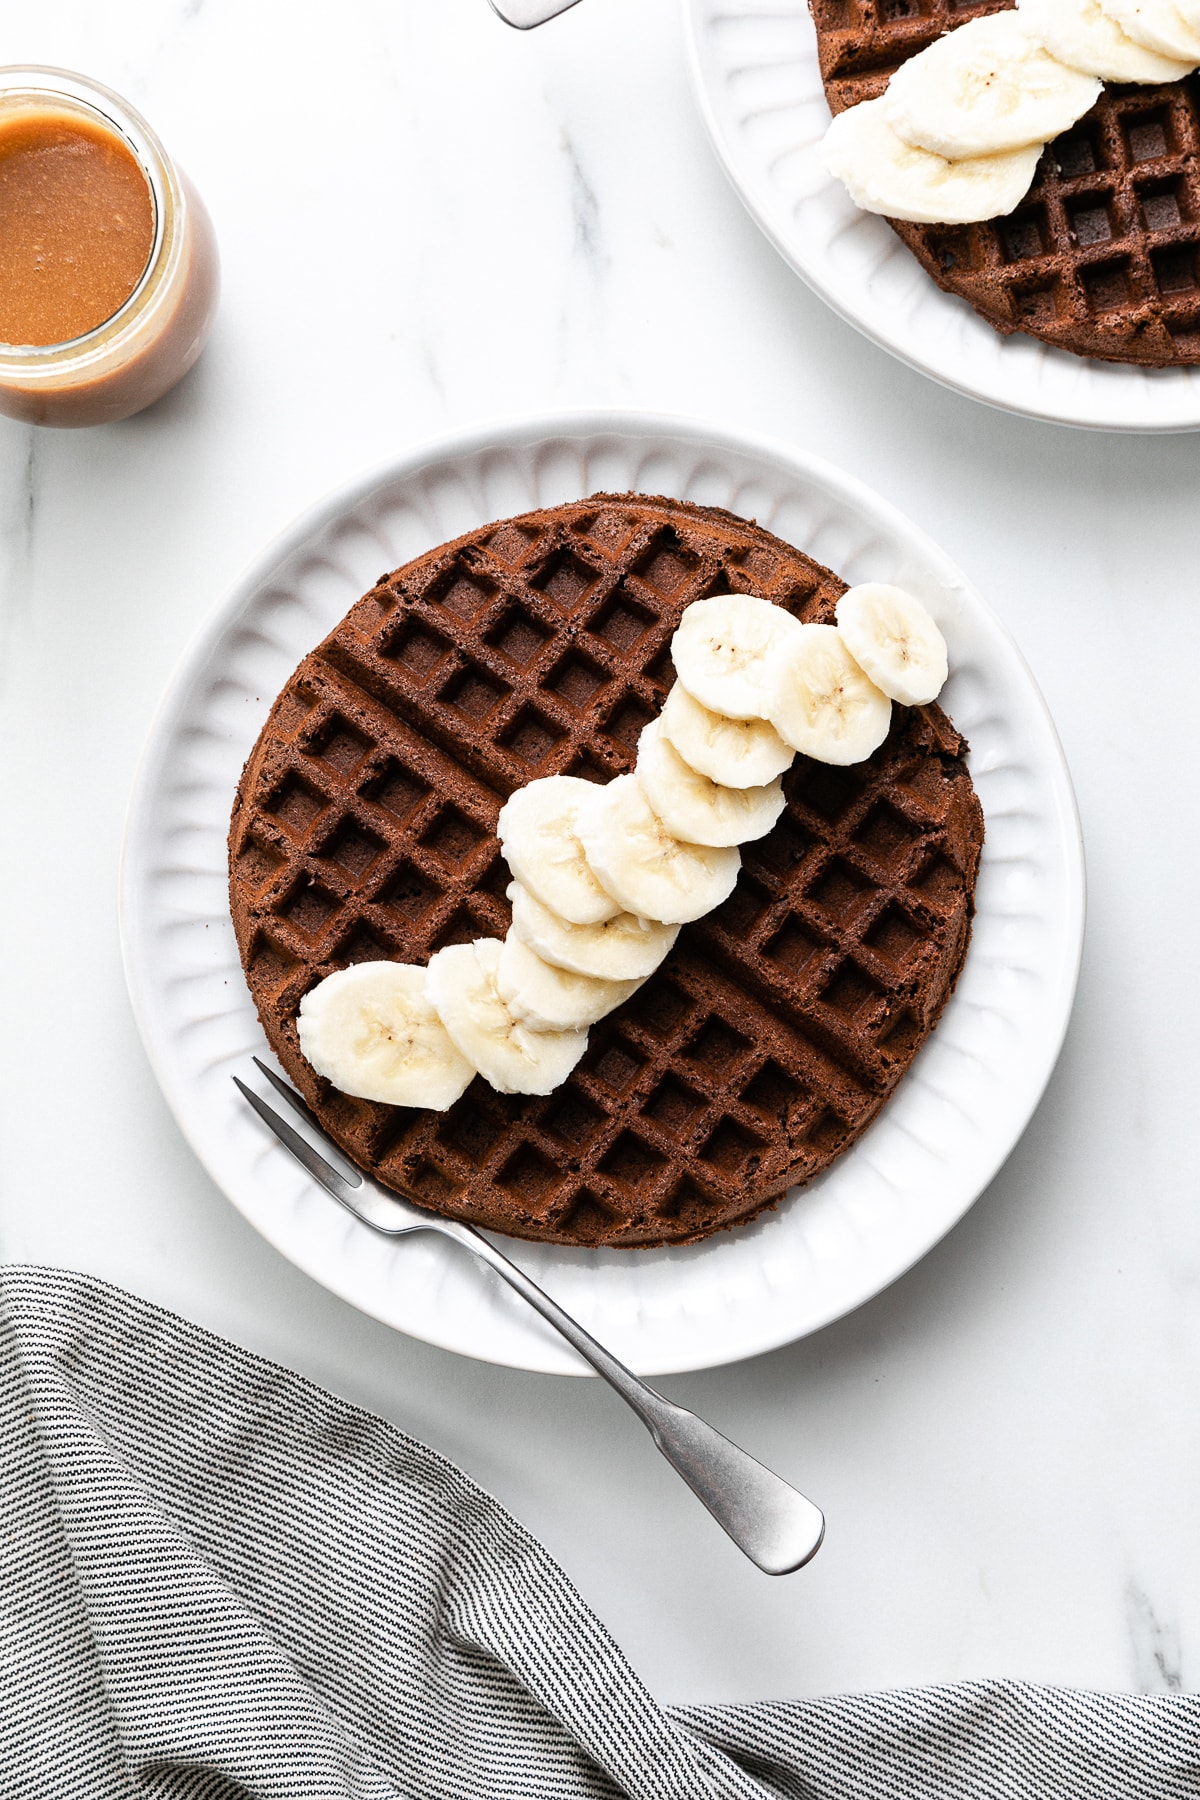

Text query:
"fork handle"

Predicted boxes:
[[448, 1221, 825, 1575]]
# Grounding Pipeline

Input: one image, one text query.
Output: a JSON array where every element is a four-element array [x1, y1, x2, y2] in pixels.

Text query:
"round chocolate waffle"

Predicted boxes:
[[229, 496, 983, 1247], [812, 0, 1200, 366]]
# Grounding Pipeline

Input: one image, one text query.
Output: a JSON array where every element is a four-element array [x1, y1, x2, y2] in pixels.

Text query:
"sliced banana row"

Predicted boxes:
[[297, 586, 949, 1108], [822, 2, 1198, 227]]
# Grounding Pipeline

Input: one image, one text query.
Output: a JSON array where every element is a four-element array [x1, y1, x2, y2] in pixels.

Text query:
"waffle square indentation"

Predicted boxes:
[[806, 1108, 850, 1154], [642, 1075, 704, 1134], [541, 1090, 605, 1148], [501, 706, 567, 770], [532, 550, 598, 612], [718, 877, 773, 938], [311, 716, 372, 775], [634, 531, 702, 596], [879, 1006, 923, 1056], [1015, 283, 1061, 328], [807, 857, 877, 918], [267, 775, 327, 839], [1127, 114, 1168, 163], [488, 607, 551, 667], [553, 1191, 624, 1242], [911, 851, 961, 899], [686, 1017, 751, 1071], [741, 1060, 802, 1124], [750, 816, 811, 880], [407, 1160, 461, 1207], [1141, 182, 1184, 232], [384, 621, 452, 680], [627, 979, 692, 1041], [863, 902, 922, 964], [422, 807, 485, 865], [764, 919, 822, 979], [431, 906, 486, 951], [854, 801, 919, 865], [590, 592, 656, 651], [236, 836, 283, 892], [249, 934, 297, 993], [1153, 246, 1198, 295], [548, 649, 608, 710], [1002, 208, 1048, 262], [438, 1104, 504, 1165], [658, 1176, 719, 1227], [496, 1143, 560, 1206], [1067, 199, 1113, 248], [441, 668, 509, 722], [334, 923, 397, 965], [321, 820, 386, 877], [1167, 315, 1200, 354], [378, 863, 439, 920], [598, 1131, 667, 1190], [601, 695, 656, 751], [822, 963, 886, 1019], [590, 1039, 645, 1093], [363, 759, 429, 821], [281, 876, 338, 938], [1054, 127, 1101, 179], [432, 565, 497, 621], [699, 1119, 764, 1175]]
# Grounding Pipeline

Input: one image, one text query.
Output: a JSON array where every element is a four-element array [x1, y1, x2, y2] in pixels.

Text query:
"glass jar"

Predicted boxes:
[[0, 66, 220, 428]]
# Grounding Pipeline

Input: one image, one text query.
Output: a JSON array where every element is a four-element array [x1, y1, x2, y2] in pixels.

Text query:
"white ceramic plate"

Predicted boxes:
[[683, 0, 1200, 431], [120, 412, 1084, 1376]]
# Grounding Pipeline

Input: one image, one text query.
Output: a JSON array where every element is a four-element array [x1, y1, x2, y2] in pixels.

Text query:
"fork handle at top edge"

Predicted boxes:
[[488, 0, 582, 26]]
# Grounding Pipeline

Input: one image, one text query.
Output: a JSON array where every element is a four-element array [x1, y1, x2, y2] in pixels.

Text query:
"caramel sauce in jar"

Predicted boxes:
[[0, 109, 156, 347], [0, 69, 219, 427]]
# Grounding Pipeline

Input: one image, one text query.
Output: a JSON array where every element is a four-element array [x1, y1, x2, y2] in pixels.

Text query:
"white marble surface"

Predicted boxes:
[[2, 0, 1199, 1709]]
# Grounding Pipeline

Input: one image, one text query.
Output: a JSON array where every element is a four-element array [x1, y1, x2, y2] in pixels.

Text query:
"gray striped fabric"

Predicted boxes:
[[2, 1266, 1197, 1800]]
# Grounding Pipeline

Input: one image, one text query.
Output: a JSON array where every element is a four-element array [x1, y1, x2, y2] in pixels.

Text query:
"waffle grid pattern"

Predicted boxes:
[[230, 497, 982, 1246], [811, 0, 1200, 365]]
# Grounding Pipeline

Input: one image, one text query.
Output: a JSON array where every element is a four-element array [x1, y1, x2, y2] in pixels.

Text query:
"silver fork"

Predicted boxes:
[[234, 1060, 825, 1575], [488, 0, 583, 26]]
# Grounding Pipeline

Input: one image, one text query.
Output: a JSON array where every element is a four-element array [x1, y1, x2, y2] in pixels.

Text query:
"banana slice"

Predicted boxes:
[[497, 930, 642, 1032], [671, 593, 805, 721], [1095, 0, 1200, 60], [835, 585, 948, 708], [497, 774, 620, 926], [425, 938, 587, 1097], [634, 718, 786, 848], [577, 772, 741, 923], [883, 14, 1100, 160], [1017, 0, 1194, 80], [658, 681, 794, 789], [297, 962, 475, 1110], [822, 98, 1044, 226], [767, 624, 892, 766], [508, 879, 679, 981]]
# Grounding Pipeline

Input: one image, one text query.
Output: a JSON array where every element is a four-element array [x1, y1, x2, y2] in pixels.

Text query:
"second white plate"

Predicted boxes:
[[683, 0, 1200, 431], [120, 411, 1084, 1375]]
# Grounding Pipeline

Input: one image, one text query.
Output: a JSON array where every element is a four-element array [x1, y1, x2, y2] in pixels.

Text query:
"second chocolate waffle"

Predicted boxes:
[[812, 0, 1200, 367], [229, 495, 983, 1248]]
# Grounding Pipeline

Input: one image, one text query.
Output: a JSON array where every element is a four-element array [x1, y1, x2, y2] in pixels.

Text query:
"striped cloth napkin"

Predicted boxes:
[[2, 1265, 1195, 1799]]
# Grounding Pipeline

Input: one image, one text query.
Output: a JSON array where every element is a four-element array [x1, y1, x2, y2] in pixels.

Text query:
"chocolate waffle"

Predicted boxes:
[[811, 0, 1200, 365], [229, 496, 983, 1247]]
